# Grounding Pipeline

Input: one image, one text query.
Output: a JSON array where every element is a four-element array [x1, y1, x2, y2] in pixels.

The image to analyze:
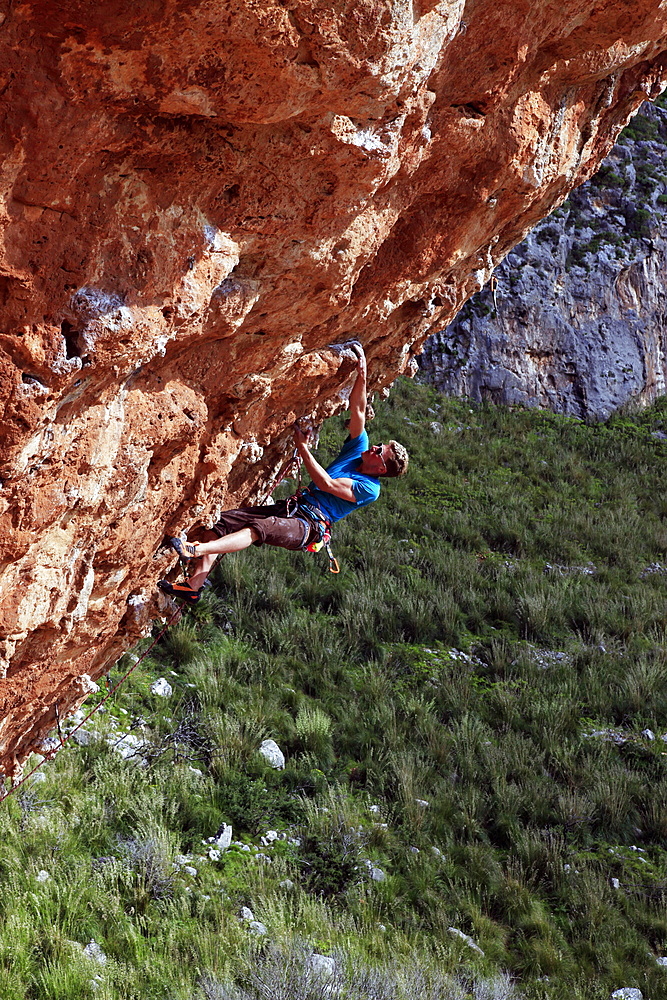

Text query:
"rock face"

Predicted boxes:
[[420, 102, 667, 420], [1, 1, 667, 776]]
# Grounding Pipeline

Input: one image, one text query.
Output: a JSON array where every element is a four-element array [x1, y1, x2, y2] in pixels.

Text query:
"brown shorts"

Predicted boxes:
[[212, 501, 318, 550]]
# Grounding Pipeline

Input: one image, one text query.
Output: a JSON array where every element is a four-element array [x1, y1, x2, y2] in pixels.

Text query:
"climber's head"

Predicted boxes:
[[359, 441, 409, 478]]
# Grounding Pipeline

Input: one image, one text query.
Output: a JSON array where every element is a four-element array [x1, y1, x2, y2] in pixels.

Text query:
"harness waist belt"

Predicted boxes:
[[296, 499, 330, 527]]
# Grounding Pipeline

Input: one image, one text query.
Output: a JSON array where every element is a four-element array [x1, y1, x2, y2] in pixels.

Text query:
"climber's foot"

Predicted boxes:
[[157, 579, 201, 606], [168, 537, 199, 560]]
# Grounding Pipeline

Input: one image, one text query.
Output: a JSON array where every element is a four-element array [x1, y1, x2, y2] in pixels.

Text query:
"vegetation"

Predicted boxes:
[[3, 379, 667, 999]]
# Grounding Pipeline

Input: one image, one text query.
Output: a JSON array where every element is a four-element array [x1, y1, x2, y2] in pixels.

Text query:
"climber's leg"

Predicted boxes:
[[159, 504, 312, 604], [159, 525, 259, 603], [183, 528, 259, 590], [184, 550, 219, 592], [188, 526, 259, 558]]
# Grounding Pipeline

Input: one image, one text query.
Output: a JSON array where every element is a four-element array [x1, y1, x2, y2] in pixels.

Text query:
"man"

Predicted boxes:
[[158, 346, 408, 605]]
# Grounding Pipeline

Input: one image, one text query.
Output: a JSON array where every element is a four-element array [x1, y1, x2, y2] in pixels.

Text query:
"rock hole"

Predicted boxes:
[[223, 184, 240, 203], [452, 102, 487, 119], [22, 373, 48, 388], [295, 37, 319, 67], [61, 320, 83, 358]]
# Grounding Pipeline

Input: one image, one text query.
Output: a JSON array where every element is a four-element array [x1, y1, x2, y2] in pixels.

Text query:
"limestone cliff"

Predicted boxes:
[[420, 101, 667, 419], [1, 0, 667, 776]]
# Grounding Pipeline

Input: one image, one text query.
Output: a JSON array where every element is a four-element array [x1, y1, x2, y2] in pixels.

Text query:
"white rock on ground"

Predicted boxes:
[[150, 677, 173, 697], [70, 729, 94, 746], [83, 940, 107, 966], [641, 729, 655, 740], [35, 870, 50, 882], [448, 926, 485, 956], [108, 732, 146, 761], [656, 957, 667, 967], [258, 739, 285, 768], [239, 906, 254, 920], [213, 823, 233, 851], [610, 990, 643, 1000], [310, 954, 336, 979], [248, 920, 268, 936], [364, 860, 386, 882]]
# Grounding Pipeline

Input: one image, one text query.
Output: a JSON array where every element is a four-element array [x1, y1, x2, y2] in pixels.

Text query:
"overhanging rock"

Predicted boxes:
[[1, 0, 667, 776]]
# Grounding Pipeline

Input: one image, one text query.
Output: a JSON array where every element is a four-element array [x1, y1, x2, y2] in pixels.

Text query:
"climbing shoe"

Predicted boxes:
[[157, 579, 201, 606], [168, 537, 199, 560]]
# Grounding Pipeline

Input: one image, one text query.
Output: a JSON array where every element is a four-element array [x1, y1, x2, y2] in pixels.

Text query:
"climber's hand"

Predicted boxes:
[[293, 424, 309, 448], [350, 342, 367, 378]]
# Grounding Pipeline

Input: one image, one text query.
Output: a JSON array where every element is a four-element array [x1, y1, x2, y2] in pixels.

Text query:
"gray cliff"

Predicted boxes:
[[419, 102, 667, 420]]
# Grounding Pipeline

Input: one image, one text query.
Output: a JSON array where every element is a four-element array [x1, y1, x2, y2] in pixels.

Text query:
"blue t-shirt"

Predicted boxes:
[[303, 430, 380, 524]]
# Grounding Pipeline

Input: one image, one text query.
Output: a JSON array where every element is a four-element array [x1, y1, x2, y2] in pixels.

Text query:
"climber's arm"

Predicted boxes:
[[347, 346, 367, 439], [293, 427, 356, 503]]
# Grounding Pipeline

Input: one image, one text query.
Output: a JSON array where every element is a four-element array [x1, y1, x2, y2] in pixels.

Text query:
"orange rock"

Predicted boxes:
[[0, 0, 666, 775]]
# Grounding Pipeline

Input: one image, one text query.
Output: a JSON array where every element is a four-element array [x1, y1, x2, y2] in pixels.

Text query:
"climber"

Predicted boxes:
[[158, 345, 409, 605]]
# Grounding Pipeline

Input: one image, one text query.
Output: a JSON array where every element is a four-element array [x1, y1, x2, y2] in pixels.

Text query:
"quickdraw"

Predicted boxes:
[[306, 529, 339, 574], [323, 540, 340, 574]]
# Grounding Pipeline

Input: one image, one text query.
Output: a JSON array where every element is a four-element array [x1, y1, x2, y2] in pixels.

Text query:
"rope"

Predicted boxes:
[[0, 606, 182, 804], [257, 448, 302, 506]]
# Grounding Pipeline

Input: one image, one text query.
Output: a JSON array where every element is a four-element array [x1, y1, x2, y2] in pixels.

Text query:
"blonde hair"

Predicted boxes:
[[384, 440, 409, 477]]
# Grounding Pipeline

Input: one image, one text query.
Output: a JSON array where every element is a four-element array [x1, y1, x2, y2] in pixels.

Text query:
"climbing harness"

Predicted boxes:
[[258, 441, 340, 573], [286, 491, 340, 574], [0, 606, 182, 804]]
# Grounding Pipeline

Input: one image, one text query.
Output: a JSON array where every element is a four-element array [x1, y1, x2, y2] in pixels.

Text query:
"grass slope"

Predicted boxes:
[[2, 379, 667, 999]]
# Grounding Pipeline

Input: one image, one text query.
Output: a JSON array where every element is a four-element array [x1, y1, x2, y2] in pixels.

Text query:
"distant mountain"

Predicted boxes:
[[420, 101, 667, 421]]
